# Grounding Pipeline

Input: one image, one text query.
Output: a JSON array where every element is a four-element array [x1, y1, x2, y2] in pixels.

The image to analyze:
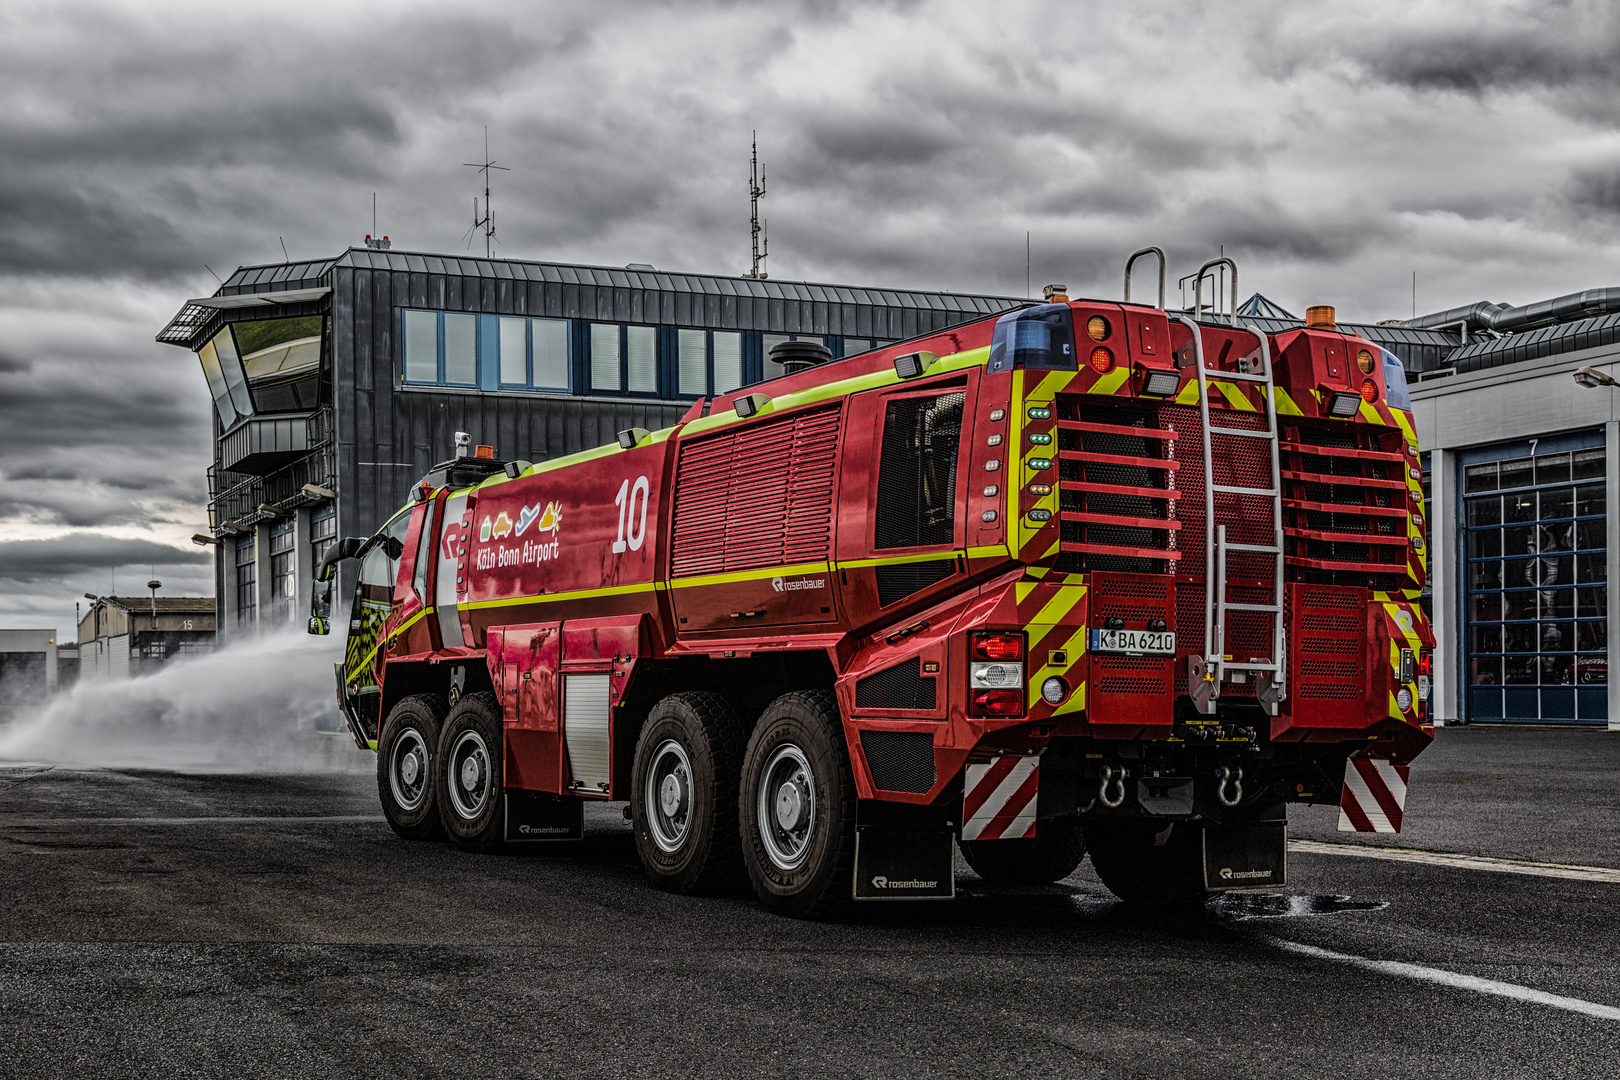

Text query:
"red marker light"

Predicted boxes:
[[1360, 378, 1379, 403], [971, 632, 1024, 660], [971, 689, 1024, 716], [1089, 346, 1114, 374]]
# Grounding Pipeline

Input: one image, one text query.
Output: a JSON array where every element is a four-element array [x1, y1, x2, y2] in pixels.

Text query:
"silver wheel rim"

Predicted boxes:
[[757, 743, 816, 871], [389, 728, 429, 812], [446, 729, 492, 820], [645, 738, 693, 854]]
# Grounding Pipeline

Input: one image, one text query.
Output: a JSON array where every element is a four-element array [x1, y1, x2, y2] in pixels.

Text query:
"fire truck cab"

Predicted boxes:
[[313, 251, 1434, 917]]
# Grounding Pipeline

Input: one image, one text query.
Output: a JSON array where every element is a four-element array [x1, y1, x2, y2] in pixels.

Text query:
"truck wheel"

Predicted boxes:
[[960, 816, 1087, 886], [377, 694, 448, 841], [1083, 818, 1210, 905], [435, 692, 505, 853], [739, 690, 855, 919], [630, 692, 747, 895]]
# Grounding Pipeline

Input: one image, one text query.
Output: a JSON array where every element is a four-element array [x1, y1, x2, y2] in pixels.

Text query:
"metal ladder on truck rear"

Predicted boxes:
[[1172, 302, 1287, 717]]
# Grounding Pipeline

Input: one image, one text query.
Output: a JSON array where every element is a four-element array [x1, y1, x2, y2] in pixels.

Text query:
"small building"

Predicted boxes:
[[0, 629, 60, 720], [77, 597, 217, 681]]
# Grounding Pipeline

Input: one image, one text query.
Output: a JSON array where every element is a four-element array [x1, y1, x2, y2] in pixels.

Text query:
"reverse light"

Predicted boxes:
[[1397, 688, 1414, 712], [971, 689, 1025, 716], [1360, 378, 1379, 403], [971, 662, 1023, 688], [1327, 391, 1361, 418], [971, 632, 1025, 661], [1089, 346, 1115, 374], [1086, 316, 1110, 341], [1041, 677, 1068, 704], [1142, 368, 1180, 396]]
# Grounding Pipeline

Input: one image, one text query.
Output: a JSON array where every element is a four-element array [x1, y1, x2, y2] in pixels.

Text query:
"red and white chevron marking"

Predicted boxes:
[[962, 755, 1039, 841], [1338, 757, 1410, 834]]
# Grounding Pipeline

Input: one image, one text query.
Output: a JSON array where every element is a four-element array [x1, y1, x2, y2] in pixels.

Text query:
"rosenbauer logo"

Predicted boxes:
[[1219, 867, 1275, 881], [870, 876, 940, 890], [772, 576, 825, 593]]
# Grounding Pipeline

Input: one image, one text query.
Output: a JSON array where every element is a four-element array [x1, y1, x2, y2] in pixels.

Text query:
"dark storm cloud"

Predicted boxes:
[[1344, 25, 1620, 97], [0, 534, 208, 585], [0, 5, 540, 280]]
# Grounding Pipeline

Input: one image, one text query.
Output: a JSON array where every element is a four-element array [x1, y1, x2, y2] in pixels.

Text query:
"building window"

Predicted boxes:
[[499, 316, 527, 385], [628, 326, 657, 393], [404, 310, 438, 383], [235, 533, 257, 627], [443, 313, 477, 385], [676, 329, 746, 397], [1463, 445, 1606, 724], [713, 332, 742, 394], [311, 502, 336, 570], [401, 309, 478, 387], [270, 517, 296, 621], [590, 322, 621, 392], [532, 318, 569, 390], [194, 316, 324, 426]]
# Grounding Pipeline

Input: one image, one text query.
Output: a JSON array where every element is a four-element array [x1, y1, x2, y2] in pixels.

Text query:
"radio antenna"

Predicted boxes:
[[745, 131, 768, 279], [463, 127, 509, 258]]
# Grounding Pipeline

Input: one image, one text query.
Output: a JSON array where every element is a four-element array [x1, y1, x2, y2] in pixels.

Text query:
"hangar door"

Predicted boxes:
[[1462, 434, 1606, 724]]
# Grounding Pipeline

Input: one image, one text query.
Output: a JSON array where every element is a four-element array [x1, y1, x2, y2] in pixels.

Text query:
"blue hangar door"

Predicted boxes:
[[1462, 434, 1607, 724]]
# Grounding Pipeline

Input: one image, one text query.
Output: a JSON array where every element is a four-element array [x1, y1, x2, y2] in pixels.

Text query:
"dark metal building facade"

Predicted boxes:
[[159, 248, 1024, 640]]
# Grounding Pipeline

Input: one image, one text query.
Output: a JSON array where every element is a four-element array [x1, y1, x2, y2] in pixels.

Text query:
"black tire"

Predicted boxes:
[[960, 816, 1087, 886], [630, 692, 747, 895], [1083, 817, 1210, 905], [376, 694, 447, 841], [739, 690, 856, 919], [435, 692, 505, 853]]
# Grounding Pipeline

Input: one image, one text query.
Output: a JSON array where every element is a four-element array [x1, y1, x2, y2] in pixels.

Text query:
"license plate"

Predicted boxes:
[[1089, 628, 1177, 655]]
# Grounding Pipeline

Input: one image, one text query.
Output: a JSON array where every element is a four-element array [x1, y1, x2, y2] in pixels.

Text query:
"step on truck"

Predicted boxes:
[[311, 251, 1435, 916]]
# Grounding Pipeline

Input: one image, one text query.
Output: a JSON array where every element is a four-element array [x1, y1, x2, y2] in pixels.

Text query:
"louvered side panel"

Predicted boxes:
[[671, 405, 843, 578], [781, 408, 841, 564], [670, 432, 737, 576], [722, 417, 803, 571]]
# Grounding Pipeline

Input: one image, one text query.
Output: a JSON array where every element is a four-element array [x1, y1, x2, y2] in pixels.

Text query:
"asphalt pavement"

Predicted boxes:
[[1, 724, 1617, 1079]]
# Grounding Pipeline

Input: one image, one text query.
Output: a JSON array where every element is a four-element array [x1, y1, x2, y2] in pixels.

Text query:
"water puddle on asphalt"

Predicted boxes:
[[1207, 893, 1388, 920]]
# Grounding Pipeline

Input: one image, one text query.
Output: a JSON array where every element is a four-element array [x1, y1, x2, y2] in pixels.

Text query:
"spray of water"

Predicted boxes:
[[0, 629, 373, 773]]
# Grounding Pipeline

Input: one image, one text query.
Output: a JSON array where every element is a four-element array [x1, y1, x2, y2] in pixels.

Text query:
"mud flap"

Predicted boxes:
[[852, 828, 954, 901], [1202, 822, 1287, 891], [504, 791, 583, 842]]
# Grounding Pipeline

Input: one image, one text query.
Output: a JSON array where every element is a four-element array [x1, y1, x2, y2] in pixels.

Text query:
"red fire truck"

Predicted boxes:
[[311, 252, 1434, 917]]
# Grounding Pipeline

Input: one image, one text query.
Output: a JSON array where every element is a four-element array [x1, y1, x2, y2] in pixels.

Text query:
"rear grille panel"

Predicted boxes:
[[1053, 401, 1179, 574], [1039, 399, 1405, 714], [1086, 573, 1174, 723], [859, 730, 938, 794], [875, 558, 956, 607], [855, 660, 937, 710], [1282, 422, 1412, 591]]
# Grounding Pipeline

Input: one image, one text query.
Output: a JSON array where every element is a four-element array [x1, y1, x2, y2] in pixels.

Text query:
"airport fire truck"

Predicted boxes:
[[312, 251, 1434, 917]]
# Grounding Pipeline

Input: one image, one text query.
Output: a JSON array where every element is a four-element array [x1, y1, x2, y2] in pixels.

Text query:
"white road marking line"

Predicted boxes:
[[1288, 839, 1620, 883], [2, 815, 386, 827], [1270, 938, 1620, 1022]]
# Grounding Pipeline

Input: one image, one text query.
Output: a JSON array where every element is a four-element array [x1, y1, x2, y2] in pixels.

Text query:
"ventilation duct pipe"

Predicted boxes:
[[1406, 288, 1620, 334]]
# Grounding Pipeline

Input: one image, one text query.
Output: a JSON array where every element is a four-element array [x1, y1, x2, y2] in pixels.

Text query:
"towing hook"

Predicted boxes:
[[1215, 765, 1243, 808], [1099, 765, 1127, 809]]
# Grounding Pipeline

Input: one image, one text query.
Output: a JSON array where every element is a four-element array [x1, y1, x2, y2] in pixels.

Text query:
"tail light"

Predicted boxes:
[[969, 632, 1026, 717], [1089, 346, 1114, 374], [972, 690, 1024, 716], [971, 632, 1024, 661], [1417, 649, 1433, 721], [1360, 378, 1379, 403]]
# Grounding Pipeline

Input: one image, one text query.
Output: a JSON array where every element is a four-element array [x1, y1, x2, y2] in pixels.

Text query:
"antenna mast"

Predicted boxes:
[[463, 127, 509, 258], [746, 131, 768, 279]]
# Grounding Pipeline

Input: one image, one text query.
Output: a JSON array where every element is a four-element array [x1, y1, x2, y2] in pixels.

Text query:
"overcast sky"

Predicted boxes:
[[1, 0, 1617, 637]]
